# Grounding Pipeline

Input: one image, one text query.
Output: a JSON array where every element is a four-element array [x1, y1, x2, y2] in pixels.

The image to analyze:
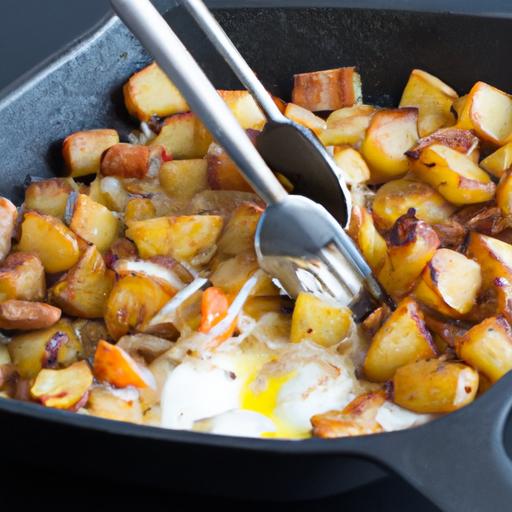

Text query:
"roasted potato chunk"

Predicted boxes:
[[124, 198, 157, 226], [393, 359, 478, 413], [25, 178, 78, 219], [100, 143, 151, 179], [123, 62, 188, 121], [332, 146, 370, 185], [97, 176, 129, 212], [480, 141, 512, 178], [218, 90, 266, 130], [319, 104, 376, 146], [62, 129, 119, 178], [496, 170, 512, 217], [361, 108, 419, 183], [0, 300, 61, 330], [284, 102, 326, 135], [399, 69, 458, 137], [290, 292, 352, 347], [159, 159, 208, 200], [87, 386, 143, 423], [456, 316, 512, 383], [0, 198, 17, 262], [292, 67, 362, 112], [363, 297, 437, 382], [17, 211, 80, 273], [0, 252, 45, 302]]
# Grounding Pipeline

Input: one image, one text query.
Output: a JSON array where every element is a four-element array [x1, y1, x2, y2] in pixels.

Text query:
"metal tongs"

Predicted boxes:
[[110, 0, 390, 321]]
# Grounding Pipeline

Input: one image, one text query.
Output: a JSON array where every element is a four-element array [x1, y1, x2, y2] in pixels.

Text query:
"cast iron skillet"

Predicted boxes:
[[0, 2, 512, 510]]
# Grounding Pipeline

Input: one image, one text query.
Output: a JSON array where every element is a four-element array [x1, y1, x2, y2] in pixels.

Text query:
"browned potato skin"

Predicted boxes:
[[393, 359, 479, 413], [25, 178, 77, 219], [124, 198, 156, 226], [0, 300, 61, 330], [0, 198, 17, 262], [100, 143, 150, 179], [86, 386, 143, 423], [0, 252, 45, 302]]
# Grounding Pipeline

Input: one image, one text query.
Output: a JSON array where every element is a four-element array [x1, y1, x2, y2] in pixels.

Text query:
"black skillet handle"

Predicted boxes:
[[344, 371, 512, 512]]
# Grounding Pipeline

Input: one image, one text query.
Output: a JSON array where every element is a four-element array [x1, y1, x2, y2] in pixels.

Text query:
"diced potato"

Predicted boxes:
[[0, 300, 61, 330], [159, 159, 208, 199], [104, 238, 138, 266], [284, 102, 326, 135], [456, 316, 512, 383], [0, 345, 10, 365], [378, 212, 440, 298], [290, 292, 352, 347], [409, 144, 495, 205], [361, 108, 419, 183], [123, 62, 188, 121], [104, 275, 171, 339], [98, 176, 129, 212], [0, 252, 45, 302], [496, 170, 512, 216], [152, 113, 212, 159], [319, 105, 376, 146], [125, 215, 223, 262], [69, 194, 119, 252], [393, 359, 478, 413], [218, 90, 266, 130], [332, 145, 370, 185], [0, 198, 17, 262], [25, 178, 78, 219], [8, 319, 83, 378], [62, 129, 119, 178], [124, 198, 156, 225], [452, 95, 467, 119], [17, 211, 80, 273], [86, 386, 143, 423], [456, 81, 512, 145], [31, 360, 93, 409], [372, 178, 455, 231], [363, 297, 437, 382], [399, 69, 458, 137], [49, 245, 115, 318], [292, 67, 362, 112], [480, 142, 512, 178], [100, 143, 150, 179], [414, 248, 481, 317]]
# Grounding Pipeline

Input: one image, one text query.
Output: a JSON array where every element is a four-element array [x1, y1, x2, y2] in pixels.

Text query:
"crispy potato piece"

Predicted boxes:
[[0, 300, 61, 330], [456, 81, 512, 145], [218, 90, 266, 130], [93, 339, 153, 388], [361, 108, 419, 183], [25, 178, 78, 219], [104, 275, 171, 340], [311, 390, 386, 438], [69, 194, 119, 252], [0, 252, 45, 302], [31, 360, 93, 409], [159, 159, 208, 200], [125, 215, 223, 262], [284, 102, 326, 135], [49, 245, 115, 318], [292, 67, 362, 112], [116, 333, 172, 365], [8, 319, 83, 378], [409, 144, 495, 205], [87, 386, 143, 423], [332, 145, 370, 185], [456, 316, 512, 383], [152, 113, 212, 159], [399, 69, 458, 137], [372, 179, 455, 231], [104, 238, 138, 266], [319, 104, 376, 146], [100, 143, 150, 179], [378, 211, 440, 298], [62, 129, 119, 178], [480, 142, 512, 178], [496, 170, 512, 216], [123, 62, 188, 121], [363, 297, 437, 382], [414, 249, 482, 317], [124, 198, 156, 226], [0, 198, 17, 262], [393, 359, 478, 413], [17, 211, 79, 273], [290, 292, 352, 347]]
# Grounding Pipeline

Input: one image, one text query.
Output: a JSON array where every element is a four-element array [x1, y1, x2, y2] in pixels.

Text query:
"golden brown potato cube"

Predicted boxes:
[[363, 297, 437, 382], [378, 212, 440, 298], [480, 142, 512, 178], [399, 69, 458, 137], [290, 292, 352, 347], [152, 113, 212, 159], [49, 245, 115, 318], [372, 178, 455, 231], [456, 316, 512, 383], [332, 145, 370, 185], [8, 319, 83, 378], [409, 144, 495, 205], [0, 197, 17, 262], [126, 215, 223, 263], [31, 360, 93, 409], [393, 359, 478, 413], [292, 67, 362, 112], [124, 198, 156, 226], [104, 274, 171, 340], [159, 159, 208, 200], [16, 211, 80, 273], [69, 194, 119, 252], [25, 178, 78, 219], [0, 300, 61, 330], [284, 102, 326, 135], [218, 90, 266, 130], [319, 104, 376, 146], [496, 170, 512, 216], [123, 62, 188, 121], [86, 386, 143, 423], [361, 108, 419, 183], [0, 252, 45, 302], [456, 81, 512, 145], [100, 143, 150, 179]]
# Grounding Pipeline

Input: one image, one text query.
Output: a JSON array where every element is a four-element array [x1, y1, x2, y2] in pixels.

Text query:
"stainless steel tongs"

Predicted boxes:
[[110, 0, 390, 321]]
